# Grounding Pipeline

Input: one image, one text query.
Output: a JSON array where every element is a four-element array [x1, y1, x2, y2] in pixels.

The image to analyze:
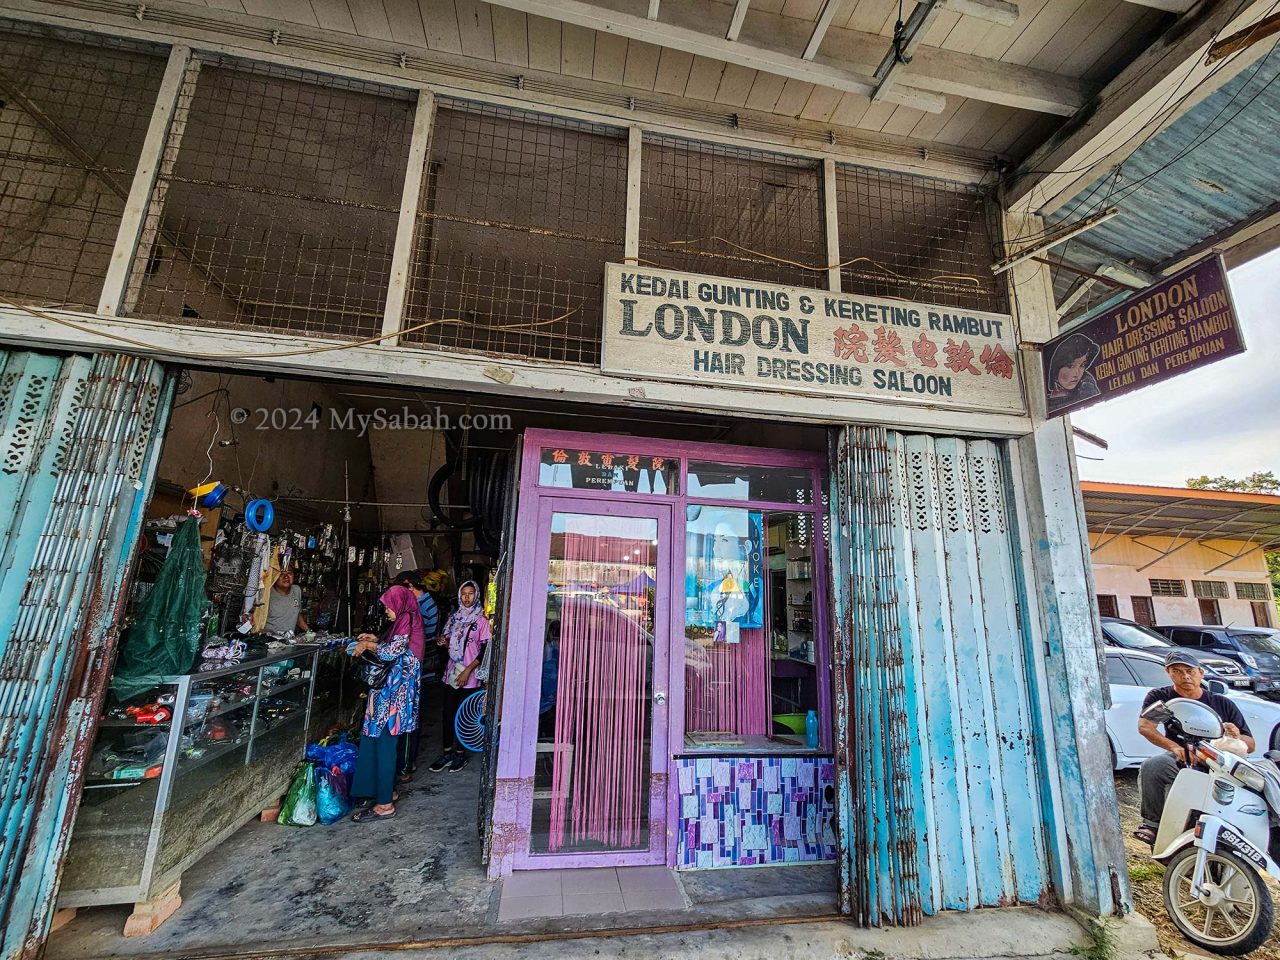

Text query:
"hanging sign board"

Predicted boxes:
[[600, 263, 1022, 414], [1041, 255, 1243, 418]]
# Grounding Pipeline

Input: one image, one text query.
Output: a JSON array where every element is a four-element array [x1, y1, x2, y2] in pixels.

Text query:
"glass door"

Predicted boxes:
[[517, 498, 670, 867]]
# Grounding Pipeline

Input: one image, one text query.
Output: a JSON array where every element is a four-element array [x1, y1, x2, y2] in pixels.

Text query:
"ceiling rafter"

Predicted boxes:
[[802, 0, 842, 60], [477, 0, 1092, 115], [726, 0, 751, 41]]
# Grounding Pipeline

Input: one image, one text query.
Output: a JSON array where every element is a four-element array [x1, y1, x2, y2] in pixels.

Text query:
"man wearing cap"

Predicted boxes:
[[1133, 649, 1254, 845]]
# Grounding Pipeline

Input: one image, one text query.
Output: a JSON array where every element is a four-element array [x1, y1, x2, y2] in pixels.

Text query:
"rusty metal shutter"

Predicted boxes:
[[0, 351, 171, 960], [829, 427, 1050, 925]]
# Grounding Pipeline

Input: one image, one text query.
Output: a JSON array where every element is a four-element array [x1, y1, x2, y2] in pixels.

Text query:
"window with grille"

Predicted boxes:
[[640, 134, 826, 290], [1096, 595, 1119, 618], [1149, 579, 1186, 597], [1192, 580, 1229, 600], [1236, 582, 1271, 601], [834, 163, 1005, 313], [400, 100, 626, 365], [0, 23, 168, 311], [134, 60, 415, 339]]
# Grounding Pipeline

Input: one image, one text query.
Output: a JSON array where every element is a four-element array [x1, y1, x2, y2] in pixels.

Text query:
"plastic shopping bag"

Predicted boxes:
[[278, 762, 317, 827], [316, 766, 351, 825]]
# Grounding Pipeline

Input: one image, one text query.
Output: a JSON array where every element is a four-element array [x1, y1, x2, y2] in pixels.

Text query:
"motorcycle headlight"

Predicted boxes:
[[1242, 654, 1260, 668], [1235, 763, 1267, 794]]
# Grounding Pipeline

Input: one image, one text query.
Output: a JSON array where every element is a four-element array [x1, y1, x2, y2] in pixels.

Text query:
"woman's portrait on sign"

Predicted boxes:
[[1046, 332, 1101, 413]]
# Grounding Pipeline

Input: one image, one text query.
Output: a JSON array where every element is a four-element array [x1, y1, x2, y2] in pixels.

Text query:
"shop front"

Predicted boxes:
[[491, 431, 832, 875], [0, 11, 1134, 957]]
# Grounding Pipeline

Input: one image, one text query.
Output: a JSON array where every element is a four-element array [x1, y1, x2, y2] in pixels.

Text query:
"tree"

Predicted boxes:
[[1186, 471, 1280, 494]]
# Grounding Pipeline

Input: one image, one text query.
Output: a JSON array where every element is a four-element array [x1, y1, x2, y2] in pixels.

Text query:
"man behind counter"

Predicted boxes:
[[263, 568, 309, 636]]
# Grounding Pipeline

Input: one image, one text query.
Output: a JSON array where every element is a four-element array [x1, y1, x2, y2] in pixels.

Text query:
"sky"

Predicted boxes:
[[1070, 245, 1280, 487]]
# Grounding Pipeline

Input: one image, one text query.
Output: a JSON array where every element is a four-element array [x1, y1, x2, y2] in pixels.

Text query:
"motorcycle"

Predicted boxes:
[[1142, 696, 1280, 954]]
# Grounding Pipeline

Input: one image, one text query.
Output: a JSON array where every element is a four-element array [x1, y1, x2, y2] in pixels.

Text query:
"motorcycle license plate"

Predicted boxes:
[[1219, 826, 1268, 870]]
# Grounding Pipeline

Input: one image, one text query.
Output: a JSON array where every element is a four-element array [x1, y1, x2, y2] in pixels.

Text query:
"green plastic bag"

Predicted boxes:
[[279, 762, 317, 827], [113, 517, 211, 698]]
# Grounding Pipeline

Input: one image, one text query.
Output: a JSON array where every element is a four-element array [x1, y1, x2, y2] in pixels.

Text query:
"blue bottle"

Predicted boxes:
[[805, 709, 819, 749]]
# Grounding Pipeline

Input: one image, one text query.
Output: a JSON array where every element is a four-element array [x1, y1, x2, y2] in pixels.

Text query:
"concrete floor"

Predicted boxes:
[[46, 722, 839, 960]]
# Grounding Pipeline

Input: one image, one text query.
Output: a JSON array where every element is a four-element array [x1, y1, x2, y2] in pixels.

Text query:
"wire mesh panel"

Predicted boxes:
[[0, 23, 167, 311], [640, 135, 826, 289], [834, 164, 1005, 313], [134, 61, 414, 339], [400, 100, 626, 365]]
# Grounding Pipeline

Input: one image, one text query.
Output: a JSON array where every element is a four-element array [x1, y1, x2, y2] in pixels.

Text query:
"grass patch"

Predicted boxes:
[[1070, 918, 1118, 960], [1127, 860, 1164, 885]]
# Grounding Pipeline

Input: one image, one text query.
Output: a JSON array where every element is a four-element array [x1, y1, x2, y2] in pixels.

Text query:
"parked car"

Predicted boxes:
[[1156, 624, 1280, 698], [1100, 616, 1250, 690], [1105, 648, 1280, 769]]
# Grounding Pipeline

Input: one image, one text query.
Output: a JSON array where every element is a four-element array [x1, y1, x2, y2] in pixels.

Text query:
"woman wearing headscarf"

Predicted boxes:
[[427, 580, 492, 774], [347, 584, 421, 822]]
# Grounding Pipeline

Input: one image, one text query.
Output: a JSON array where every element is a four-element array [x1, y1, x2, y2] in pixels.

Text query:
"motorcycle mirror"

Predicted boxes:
[[1166, 697, 1224, 740], [1141, 700, 1174, 724]]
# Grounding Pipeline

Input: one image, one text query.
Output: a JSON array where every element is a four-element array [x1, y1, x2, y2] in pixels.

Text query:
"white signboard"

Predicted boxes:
[[601, 263, 1023, 414]]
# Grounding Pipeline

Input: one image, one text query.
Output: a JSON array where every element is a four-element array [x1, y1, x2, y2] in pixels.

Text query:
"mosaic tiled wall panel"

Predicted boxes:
[[675, 755, 837, 868]]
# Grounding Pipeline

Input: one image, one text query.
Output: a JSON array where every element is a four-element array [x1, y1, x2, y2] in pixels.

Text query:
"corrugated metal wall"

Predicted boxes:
[[0, 350, 171, 960], [830, 427, 1050, 925]]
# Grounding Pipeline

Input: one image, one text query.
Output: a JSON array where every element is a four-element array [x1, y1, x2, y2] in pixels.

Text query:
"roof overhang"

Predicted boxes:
[[1082, 481, 1280, 560]]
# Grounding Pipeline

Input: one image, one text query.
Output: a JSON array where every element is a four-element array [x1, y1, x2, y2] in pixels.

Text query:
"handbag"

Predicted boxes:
[[351, 650, 393, 690]]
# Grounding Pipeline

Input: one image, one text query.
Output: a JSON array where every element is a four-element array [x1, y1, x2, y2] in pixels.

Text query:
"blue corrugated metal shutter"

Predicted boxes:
[[0, 350, 172, 960], [830, 428, 1050, 925]]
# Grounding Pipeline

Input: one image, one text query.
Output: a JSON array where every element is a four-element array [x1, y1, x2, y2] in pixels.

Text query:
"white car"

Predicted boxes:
[[1105, 647, 1280, 769]]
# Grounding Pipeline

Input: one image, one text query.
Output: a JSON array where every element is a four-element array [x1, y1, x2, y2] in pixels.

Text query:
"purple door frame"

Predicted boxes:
[[492, 428, 829, 875]]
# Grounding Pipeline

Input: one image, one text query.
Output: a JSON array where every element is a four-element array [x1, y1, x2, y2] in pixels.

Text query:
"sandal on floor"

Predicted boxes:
[[397, 771, 413, 785], [351, 806, 397, 823], [1132, 825, 1157, 845]]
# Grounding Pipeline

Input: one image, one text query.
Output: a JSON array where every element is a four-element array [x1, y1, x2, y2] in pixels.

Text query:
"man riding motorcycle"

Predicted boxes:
[[1133, 648, 1255, 846]]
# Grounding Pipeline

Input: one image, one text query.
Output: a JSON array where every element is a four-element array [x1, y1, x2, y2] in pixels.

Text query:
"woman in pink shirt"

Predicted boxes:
[[427, 580, 491, 773]]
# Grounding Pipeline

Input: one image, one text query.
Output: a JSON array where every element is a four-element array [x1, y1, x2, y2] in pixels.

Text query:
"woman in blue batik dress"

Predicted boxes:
[[348, 584, 421, 822]]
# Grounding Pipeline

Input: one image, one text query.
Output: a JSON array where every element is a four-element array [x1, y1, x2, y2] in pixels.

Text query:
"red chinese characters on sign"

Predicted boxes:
[[944, 338, 981, 376], [832, 324, 869, 362], [979, 344, 1014, 379], [827, 322, 1011, 383], [872, 327, 906, 366], [551, 448, 568, 464], [912, 333, 938, 368]]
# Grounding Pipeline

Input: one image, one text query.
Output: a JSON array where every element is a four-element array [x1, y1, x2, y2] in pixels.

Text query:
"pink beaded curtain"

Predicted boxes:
[[547, 525, 654, 853], [684, 628, 770, 735]]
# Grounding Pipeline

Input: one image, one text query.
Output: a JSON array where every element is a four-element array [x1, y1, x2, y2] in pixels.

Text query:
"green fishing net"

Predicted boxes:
[[112, 516, 210, 699]]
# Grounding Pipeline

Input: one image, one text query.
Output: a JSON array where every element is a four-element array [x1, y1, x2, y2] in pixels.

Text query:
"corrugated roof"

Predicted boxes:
[[1081, 481, 1280, 548], [1052, 48, 1280, 279]]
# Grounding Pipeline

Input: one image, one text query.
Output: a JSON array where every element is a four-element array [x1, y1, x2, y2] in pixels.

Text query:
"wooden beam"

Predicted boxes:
[[381, 89, 435, 347], [1207, 11, 1280, 63], [872, 0, 945, 104], [481, 0, 1089, 114], [942, 0, 1020, 27], [647, 0, 660, 20], [478, 0, 945, 110], [1009, 0, 1279, 215], [803, 0, 842, 60], [1119, 0, 1195, 12], [726, 0, 750, 40]]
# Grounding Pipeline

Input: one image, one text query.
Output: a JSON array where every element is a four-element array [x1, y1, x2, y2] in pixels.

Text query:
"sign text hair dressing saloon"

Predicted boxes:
[[1040, 255, 1243, 419], [600, 264, 1022, 414]]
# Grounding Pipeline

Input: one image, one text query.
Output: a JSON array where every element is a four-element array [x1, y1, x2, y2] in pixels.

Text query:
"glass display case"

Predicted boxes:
[[58, 645, 321, 909]]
